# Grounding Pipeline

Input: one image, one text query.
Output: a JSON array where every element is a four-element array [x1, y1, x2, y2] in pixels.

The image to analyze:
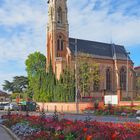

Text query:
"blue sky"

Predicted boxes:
[[0, 0, 140, 90]]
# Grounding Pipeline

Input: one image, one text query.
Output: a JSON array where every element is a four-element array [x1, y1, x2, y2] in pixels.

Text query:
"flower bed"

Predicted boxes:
[[83, 105, 137, 117], [1, 114, 140, 140]]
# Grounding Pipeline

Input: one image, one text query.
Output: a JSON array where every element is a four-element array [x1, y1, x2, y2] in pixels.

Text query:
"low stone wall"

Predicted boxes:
[[119, 101, 140, 106], [37, 102, 104, 113], [37, 101, 140, 112]]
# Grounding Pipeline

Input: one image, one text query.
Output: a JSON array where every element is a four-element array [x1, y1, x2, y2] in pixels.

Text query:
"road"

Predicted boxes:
[[0, 110, 139, 123], [61, 114, 139, 123]]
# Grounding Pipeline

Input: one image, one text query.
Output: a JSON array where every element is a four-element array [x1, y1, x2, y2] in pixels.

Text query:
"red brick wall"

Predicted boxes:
[[119, 101, 140, 106], [37, 102, 104, 113]]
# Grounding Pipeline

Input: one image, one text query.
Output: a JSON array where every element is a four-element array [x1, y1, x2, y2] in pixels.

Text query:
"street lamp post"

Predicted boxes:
[[126, 52, 130, 98], [74, 39, 79, 113], [69, 39, 79, 113]]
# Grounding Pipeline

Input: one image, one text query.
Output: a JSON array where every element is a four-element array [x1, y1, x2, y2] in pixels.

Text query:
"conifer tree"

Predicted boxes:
[[58, 68, 75, 102], [45, 60, 57, 102]]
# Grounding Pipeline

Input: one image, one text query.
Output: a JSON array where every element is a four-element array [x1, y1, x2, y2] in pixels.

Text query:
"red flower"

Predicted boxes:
[[66, 121, 72, 125], [83, 127, 88, 132], [86, 135, 92, 140], [111, 133, 117, 140]]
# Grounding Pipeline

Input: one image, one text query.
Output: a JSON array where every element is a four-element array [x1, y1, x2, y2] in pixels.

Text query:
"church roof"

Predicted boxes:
[[0, 90, 9, 97], [134, 66, 140, 70], [69, 38, 129, 61]]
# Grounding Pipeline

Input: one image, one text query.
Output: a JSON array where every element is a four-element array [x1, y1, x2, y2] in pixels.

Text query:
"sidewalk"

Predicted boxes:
[[0, 125, 13, 140]]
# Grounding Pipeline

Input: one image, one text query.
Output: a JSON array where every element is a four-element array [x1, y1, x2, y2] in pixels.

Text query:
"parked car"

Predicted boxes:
[[18, 101, 39, 111], [0, 102, 9, 110], [4, 103, 19, 111], [0, 104, 4, 110]]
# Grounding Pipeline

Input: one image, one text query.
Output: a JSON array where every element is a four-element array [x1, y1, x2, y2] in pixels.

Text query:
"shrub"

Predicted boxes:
[[94, 101, 99, 110]]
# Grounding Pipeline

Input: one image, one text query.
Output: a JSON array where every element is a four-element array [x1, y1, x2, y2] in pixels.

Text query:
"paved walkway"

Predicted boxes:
[[62, 114, 139, 123], [44, 113, 139, 123], [0, 111, 14, 140], [0, 125, 13, 140], [0, 110, 139, 123]]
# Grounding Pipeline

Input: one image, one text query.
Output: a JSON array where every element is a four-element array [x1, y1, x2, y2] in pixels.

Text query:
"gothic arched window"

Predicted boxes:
[[93, 70, 100, 91], [57, 35, 64, 52], [120, 67, 126, 90], [106, 68, 112, 91], [93, 81, 100, 91], [57, 7, 62, 24]]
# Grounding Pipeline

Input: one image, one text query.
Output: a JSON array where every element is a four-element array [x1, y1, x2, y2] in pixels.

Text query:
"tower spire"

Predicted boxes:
[[47, 0, 69, 79]]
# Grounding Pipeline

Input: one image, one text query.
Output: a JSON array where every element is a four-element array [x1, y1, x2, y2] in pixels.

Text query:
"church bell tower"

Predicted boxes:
[[47, 0, 69, 79]]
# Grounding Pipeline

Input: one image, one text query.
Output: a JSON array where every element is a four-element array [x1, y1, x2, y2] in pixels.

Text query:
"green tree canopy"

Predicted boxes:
[[25, 52, 47, 101], [3, 76, 28, 93], [77, 56, 100, 97], [55, 68, 75, 102], [25, 52, 46, 79], [3, 80, 14, 92]]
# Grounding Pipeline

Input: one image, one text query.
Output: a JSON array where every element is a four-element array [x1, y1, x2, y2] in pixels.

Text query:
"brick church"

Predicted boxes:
[[47, 0, 135, 100]]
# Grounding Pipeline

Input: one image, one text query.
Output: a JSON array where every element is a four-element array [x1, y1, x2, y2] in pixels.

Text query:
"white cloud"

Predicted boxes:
[[0, 0, 140, 90], [0, 0, 47, 28], [68, 0, 140, 46], [0, 0, 47, 90], [0, 0, 47, 62]]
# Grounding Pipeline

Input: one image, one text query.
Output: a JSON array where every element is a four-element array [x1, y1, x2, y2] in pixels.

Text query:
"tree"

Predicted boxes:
[[78, 61, 91, 96], [77, 56, 100, 97], [45, 61, 56, 102], [10, 93, 24, 100], [3, 80, 14, 92], [3, 76, 28, 93], [25, 52, 47, 101], [12, 76, 28, 93], [55, 68, 75, 102]]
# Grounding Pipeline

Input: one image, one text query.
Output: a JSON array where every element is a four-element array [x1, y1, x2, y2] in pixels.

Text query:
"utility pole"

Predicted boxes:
[[126, 52, 130, 97], [69, 39, 79, 113], [75, 39, 79, 113]]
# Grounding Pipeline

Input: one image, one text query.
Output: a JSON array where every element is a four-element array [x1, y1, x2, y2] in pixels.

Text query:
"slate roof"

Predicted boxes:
[[69, 38, 130, 61], [134, 66, 140, 70], [0, 90, 9, 97]]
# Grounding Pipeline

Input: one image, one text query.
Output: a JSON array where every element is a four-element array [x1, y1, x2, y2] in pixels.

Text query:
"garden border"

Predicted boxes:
[[0, 124, 20, 140]]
